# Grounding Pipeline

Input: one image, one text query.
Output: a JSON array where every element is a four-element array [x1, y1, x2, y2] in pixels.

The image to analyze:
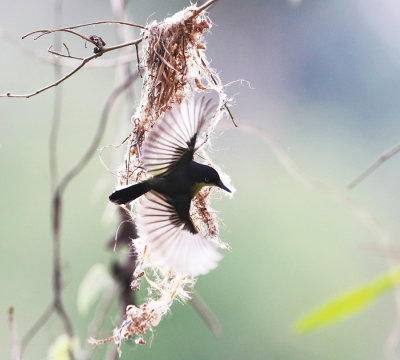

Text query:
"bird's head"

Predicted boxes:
[[193, 164, 231, 193]]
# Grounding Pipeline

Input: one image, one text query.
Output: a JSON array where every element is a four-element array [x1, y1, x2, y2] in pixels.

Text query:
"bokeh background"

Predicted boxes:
[[2, 0, 400, 359]]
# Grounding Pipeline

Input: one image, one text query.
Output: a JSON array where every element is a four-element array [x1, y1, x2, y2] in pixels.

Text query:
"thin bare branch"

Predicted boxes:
[[210, 78, 238, 127], [8, 307, 22, 360], [23, 20, 144, 40], [348, 142, 400, 189], [56, 71, 138, 194], [63, 43, 71, 56], [54, 296, 74, 339], [2, 32, 137, 67], [89, 284, 118, 339], [49, 43, 63, 191], [49, 4, 76, 343], [29, 28, 94, 43], [48, 45, 84, 60], [200, 56, 238, 127], [80, 283, 118, 360], [191, 0, 219, 17], [222, 100, 237, 127], [189, 293, 221, 336], [1, 53, 98, 98], [238, 124, 394, 249], [103, 38, 142, 52], [1, 38, 141, 98], [21, 302, 54, 354], [135, 43, 142, 78]]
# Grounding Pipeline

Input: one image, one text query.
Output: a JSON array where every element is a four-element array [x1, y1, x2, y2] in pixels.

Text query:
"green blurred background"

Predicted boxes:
[[2, 0, 400, 359]]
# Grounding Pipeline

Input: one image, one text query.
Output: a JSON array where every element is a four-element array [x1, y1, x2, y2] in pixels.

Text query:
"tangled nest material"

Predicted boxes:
[[92, 4, 232, 354]]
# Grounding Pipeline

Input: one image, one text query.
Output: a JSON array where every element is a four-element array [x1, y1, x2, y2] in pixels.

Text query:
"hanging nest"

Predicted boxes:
[[94, 3, 233, 354]]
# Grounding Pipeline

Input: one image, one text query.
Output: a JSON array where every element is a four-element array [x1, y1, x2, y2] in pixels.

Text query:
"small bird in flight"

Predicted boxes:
[[109, 96, 231, 276]]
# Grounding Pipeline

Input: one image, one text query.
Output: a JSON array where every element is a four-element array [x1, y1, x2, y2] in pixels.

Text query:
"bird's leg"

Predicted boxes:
[[130, 131, 144, 162], [126, 131, 146, 178]]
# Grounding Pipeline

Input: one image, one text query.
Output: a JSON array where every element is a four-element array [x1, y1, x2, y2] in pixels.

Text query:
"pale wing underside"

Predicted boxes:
[[142, 97, 217, 175], [136, 191, 222, 276]]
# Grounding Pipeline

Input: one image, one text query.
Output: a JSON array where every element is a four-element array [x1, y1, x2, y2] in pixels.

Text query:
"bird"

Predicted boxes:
[[109, 96, 231, 276]]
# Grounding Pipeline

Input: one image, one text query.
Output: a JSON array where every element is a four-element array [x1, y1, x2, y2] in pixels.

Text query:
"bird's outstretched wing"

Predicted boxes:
[[142, 96, 217, 176], [136, 191, 222, 276]]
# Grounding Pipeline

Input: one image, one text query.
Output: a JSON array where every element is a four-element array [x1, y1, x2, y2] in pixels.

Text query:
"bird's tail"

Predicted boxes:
[[109, 181, 150, 205]]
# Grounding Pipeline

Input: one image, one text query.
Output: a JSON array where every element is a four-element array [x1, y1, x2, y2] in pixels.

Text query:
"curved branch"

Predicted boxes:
[[56, 70, 139, 196], [21, 302, 55, 354], [29, 28, 94, 43], [22, 20, 145, 39], [189, 293, 221, 336], [348, 142, 400, 189]]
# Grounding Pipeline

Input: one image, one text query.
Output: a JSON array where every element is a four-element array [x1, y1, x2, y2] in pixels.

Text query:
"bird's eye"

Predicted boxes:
[[204, 177, 210, 183]]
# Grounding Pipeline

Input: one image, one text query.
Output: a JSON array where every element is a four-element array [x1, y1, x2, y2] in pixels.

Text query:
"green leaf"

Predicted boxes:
[[294, 265, 400, 333], [47, 335, 79, 360], [77, 264, 114, 315]]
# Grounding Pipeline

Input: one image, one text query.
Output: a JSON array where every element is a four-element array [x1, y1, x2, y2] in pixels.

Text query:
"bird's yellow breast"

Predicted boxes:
[[192, 182, 209, 196]]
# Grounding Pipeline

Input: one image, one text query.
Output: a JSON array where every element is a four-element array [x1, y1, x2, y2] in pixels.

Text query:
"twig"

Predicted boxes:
[[2, 32, 137, 67], [189, 293, 221, 336], [209, 72, 238, 127], [21, 302, 54, 354], [49, 2, 76, 345], [49, 32, 63, 193], [80, 283, 118, 360], [63, 43, 71, 56], [89, 283, 118, 339], [55, 71, 138, 195], [29, 28, 94, 43], [2, 53, 96, 98], [23, 20, 144, 40], [48, 44, 84, 60], [135, 43, 142, 78], [348, 142, 400, 189], [191, 0, 218, 17], [8, 307, 22, 360], [222, 100, 237, 127], [201, 56, 238, 127], [51, 220, 73, 340], [1, 38, 142, 98]]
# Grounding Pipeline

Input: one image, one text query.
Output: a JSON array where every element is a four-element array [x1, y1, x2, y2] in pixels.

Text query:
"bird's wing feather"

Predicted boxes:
[[136, 191, 222, 276], [142, 97, 217, 175]]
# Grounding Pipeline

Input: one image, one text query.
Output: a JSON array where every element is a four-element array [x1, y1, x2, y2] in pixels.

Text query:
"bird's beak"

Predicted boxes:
[[217, 180, 231, 193]]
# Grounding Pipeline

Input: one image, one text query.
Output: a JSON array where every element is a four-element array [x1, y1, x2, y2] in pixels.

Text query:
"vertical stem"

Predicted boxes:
[[50, 0, 74, 343]]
